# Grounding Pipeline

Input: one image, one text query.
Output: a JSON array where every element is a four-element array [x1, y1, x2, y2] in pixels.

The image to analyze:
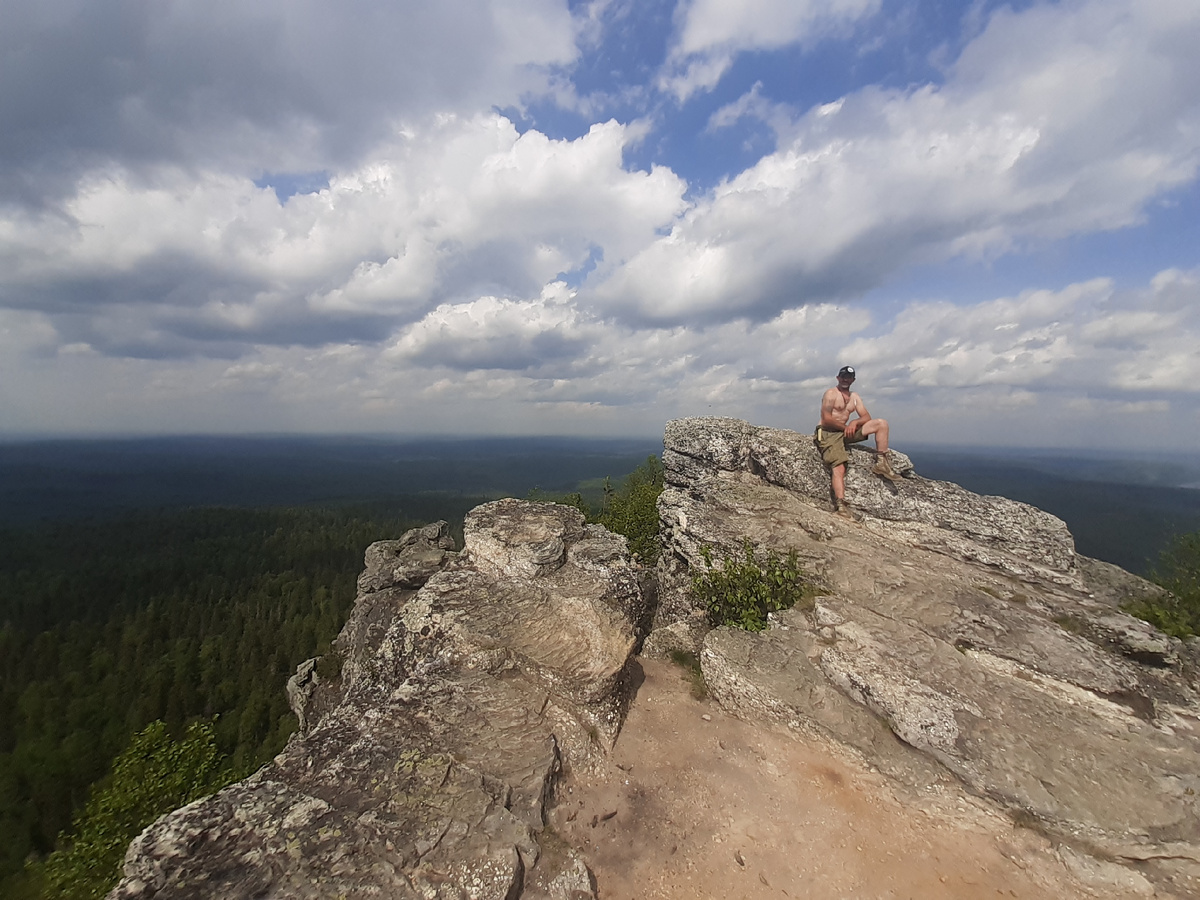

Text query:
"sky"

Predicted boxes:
[[1, 0, 1198, 450]]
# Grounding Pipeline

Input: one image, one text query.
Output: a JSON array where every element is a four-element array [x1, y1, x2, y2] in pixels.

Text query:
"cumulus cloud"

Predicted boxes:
[[388, 284, 594, 372], [826, 267, 1200, 445], [0, 116, 687, 358], [595, 0, 1200, 324], [0, 0, 577, 200], [661, 0, 881, 100], [3, 263, 1197, 445], [2, 0, 1199, 446]]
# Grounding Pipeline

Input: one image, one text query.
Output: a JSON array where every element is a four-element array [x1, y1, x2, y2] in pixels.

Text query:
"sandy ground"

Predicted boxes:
[[548, 657, 1164, 900]]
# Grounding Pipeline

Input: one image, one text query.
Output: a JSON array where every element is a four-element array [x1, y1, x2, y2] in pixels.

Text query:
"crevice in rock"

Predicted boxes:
[[1103, 689, 1156, 721]]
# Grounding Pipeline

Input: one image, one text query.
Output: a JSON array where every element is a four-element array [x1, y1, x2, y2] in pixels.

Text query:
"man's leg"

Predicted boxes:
[[831, 463, 856, 519], [859, 417, 889, 453], [816, 429, 857, 519], [860, 418, 902, 481]]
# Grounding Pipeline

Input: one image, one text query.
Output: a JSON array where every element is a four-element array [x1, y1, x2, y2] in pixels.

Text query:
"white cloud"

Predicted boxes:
[[3, 264, 1198, 446], [662, 0, 881, 100], [388, 284, 595, 372], [0, 0, 578, 198], [0, 115, 687, 357], [830, 268, 1200, 447], [2, 0, 1199, 448], [706, 81, 795, 137], [598, 0, 1200, 324], [842, 279, 1108, 390]]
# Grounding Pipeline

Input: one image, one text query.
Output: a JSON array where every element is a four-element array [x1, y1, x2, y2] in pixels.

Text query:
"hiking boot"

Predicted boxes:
[[834, 501, 856, 522], [872, 455, 903, 482]]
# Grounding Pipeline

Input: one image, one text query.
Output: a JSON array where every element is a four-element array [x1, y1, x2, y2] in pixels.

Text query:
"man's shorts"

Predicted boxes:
[[814, 426, 868, 467]]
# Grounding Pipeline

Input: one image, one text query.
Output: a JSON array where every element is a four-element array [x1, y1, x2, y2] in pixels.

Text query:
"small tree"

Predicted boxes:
[[595, 456, 664, 565], [692, 541, 812, 632], [1125, 531, 1200, 639], [42, 720, 229, 900]]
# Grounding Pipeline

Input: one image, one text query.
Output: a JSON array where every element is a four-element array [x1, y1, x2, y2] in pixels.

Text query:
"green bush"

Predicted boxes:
[[41, 721, 230, 900], [1123, 531, 1200, 639], [693, 541, 813, 632]]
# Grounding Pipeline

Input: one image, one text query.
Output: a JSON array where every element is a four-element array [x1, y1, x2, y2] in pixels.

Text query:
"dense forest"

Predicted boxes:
[[0, 499, 484, 898]]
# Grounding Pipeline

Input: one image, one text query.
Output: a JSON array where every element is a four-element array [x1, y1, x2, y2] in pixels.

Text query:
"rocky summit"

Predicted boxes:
[[654, 417, 1200, 896], [111, 419, 1200, 898]]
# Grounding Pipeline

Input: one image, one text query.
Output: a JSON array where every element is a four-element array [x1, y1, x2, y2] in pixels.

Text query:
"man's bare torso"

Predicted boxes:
[[820, 387, 864, 430]]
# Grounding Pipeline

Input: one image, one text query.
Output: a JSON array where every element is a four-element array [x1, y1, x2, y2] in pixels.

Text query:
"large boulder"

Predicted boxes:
[[655, 416, 1200, 895], [111, 501, 645, 900]]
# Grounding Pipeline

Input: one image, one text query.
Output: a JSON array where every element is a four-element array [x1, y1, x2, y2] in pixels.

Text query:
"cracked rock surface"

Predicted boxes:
[[111, 501, 645, 900], [655, 416, 1200, 897]]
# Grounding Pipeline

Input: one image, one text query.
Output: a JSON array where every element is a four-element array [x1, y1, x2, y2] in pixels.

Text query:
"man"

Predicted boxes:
[[816, 365, 902, 520]]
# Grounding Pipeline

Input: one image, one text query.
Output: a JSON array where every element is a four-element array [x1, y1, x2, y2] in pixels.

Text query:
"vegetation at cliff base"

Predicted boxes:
[[1124, 530, 1200, 638], [693, 541, 813, 632], [594, 456, 664, 564], [41, 721, 229, 900], [667, 649, 708, 699], [0, 502, 480, 898]]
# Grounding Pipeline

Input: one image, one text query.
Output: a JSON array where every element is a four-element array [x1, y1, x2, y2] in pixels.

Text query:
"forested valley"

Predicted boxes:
[[0, 499, 485, 898], [0, 437, 667, 900]]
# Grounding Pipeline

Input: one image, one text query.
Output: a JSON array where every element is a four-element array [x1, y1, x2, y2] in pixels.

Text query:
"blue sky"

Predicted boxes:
[[1, 0, 1198, 450]]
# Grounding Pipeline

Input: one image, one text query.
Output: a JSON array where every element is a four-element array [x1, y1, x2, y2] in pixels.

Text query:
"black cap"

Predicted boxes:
[[837, 366, 855, 378]]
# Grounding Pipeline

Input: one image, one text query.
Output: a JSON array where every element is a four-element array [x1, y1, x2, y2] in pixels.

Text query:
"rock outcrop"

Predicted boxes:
[[110, 417, 1200, 898], [111, 501, 645, 900], [654, 416, 1200, 895]]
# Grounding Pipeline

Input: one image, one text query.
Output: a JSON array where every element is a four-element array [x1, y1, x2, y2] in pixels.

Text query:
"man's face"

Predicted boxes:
[[838, 374, 855, 388]]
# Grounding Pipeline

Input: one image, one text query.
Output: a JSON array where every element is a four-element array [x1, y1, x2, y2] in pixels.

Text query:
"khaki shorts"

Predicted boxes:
[[814, 426, 868, 467]]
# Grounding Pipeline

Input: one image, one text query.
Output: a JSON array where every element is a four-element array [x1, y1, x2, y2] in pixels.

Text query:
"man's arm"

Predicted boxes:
[[854, 394, 871, 421], [843, 393, 869, 436]]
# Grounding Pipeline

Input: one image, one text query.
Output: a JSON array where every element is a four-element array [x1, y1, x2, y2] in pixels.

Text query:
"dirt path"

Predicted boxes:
[[549, 657, 1161, 900]]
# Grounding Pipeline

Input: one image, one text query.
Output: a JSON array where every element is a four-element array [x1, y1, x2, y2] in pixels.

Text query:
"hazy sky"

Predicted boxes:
[[2, 0, 1198, 448]]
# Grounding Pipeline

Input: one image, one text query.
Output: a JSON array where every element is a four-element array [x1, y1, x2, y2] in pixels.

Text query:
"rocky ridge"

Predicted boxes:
[[653, 416, 1200, 896], [111, 502, 644, 900], [109, 417, 1200, 898]]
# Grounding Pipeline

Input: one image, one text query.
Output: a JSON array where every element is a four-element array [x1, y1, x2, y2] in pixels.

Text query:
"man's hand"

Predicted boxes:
[[843, 418, 860, 437]]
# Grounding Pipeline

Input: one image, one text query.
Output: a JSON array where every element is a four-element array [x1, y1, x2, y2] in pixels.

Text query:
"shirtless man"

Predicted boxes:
[[816, 365, 901, 520]]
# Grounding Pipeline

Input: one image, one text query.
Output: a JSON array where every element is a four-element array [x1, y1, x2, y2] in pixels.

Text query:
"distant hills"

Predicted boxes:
[[0, 435, 659, 527], [907, 445, 1200, 575], [2, 434, 1198, 575]]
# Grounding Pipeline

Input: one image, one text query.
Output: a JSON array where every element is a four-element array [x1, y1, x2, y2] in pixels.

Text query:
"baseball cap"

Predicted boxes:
[[837, 366, 855, 379]]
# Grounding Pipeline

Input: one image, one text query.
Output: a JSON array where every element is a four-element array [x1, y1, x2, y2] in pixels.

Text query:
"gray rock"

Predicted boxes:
[[285, 657, 319, 734], [357, 520, 457, 594], [658, 416, 1200, 894], [111, 501, 644, 900], [662, 416, 1078, 582]]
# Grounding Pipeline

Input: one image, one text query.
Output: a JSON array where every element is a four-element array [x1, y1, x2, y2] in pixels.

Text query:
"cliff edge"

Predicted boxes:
[[112, 501, 644, 900]]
